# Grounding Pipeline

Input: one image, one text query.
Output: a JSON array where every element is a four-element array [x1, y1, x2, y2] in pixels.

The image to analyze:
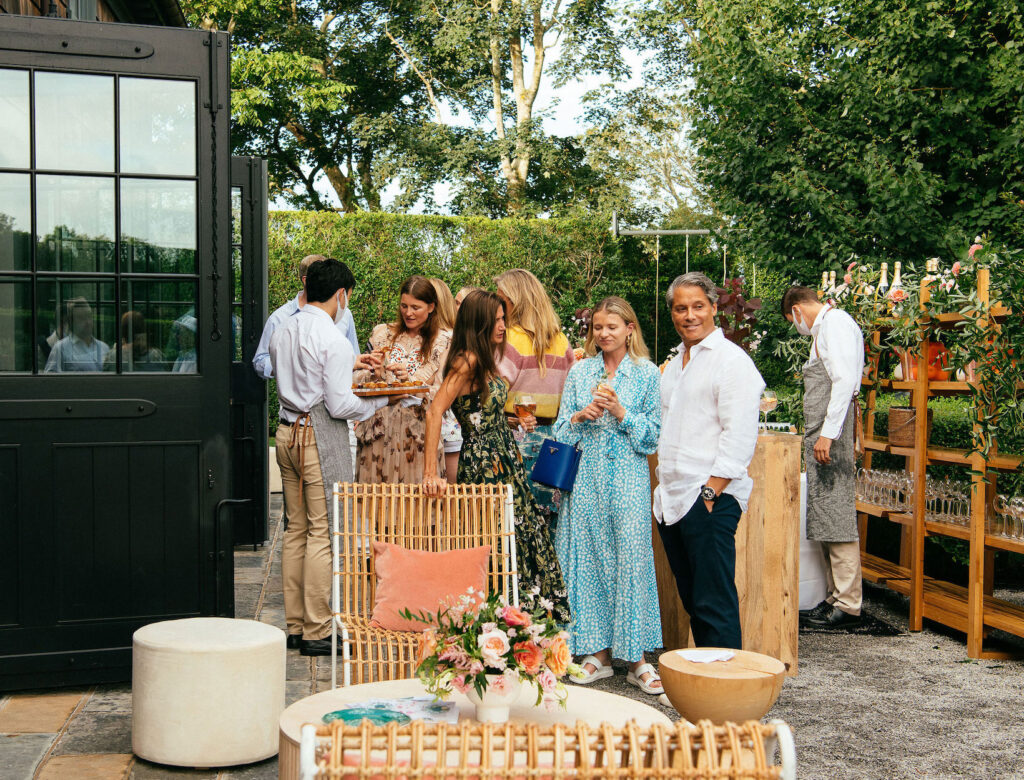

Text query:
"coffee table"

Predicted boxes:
[[278, 678, 671, 780]]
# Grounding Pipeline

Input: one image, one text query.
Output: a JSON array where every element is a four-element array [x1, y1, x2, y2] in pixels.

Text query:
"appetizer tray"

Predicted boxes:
[[353, 382, 429, 397]]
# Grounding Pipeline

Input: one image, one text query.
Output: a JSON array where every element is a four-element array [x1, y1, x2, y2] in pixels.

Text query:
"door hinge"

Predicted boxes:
[[207, 469, 216, 489]]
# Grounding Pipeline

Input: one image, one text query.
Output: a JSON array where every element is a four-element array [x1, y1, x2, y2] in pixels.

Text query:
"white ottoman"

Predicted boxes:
[[132, 617, 285, 767]]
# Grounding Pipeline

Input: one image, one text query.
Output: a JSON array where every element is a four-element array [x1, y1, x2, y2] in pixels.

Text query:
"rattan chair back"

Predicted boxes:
[[330, 482, 518, 688], [299, 719, 796, 779]]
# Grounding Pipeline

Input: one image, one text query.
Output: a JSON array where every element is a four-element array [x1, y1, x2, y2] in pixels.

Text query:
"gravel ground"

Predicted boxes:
[[587, 583, 1024, 779]]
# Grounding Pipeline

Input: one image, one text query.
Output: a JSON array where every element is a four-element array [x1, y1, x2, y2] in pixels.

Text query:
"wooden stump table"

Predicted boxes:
[[658, 648, 786, 724]]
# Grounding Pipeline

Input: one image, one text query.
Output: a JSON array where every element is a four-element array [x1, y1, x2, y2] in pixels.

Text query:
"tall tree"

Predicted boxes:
[[183, 0, 444, 211], [384, 0, 630, 214], [640, 0, 1024, 280]]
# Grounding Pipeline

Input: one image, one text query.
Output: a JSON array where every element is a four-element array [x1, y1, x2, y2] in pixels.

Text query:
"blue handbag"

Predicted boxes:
[[529, 438, 582, 492]]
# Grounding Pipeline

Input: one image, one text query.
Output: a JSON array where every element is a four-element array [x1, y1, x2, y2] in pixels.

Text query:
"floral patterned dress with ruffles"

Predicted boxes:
[[452, 377, 572, 624]]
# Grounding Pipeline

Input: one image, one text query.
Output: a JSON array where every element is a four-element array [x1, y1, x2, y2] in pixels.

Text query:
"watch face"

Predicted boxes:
[[701, 486, 716, 501]]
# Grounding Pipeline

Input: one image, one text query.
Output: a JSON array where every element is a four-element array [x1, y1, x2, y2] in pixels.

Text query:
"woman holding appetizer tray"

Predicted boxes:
[[421, 290, 571, 624], [353, 275, 451, 483], [552, 296, 663, 694], [494, 269, 575, 521]]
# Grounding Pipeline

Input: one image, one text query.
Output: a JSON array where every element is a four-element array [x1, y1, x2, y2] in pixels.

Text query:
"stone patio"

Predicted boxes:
[[2, 493, 1022, 779]]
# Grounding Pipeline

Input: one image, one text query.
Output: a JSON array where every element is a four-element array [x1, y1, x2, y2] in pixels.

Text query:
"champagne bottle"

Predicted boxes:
[[819, 272, 829, 299], [888, 261, 904, 299], [923, 258, 938, 284], [827, 271, 837, 293], [876, 262, 890, 299]]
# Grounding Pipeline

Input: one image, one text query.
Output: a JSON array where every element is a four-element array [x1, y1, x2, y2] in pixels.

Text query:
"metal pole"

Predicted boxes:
[[685, 234, 689, 274], [723, 244, 728, 284], [655, 235, 660, 359]]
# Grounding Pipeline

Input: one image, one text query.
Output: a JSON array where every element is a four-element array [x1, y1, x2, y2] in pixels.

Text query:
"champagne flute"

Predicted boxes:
[[759, 389, 778, 428]]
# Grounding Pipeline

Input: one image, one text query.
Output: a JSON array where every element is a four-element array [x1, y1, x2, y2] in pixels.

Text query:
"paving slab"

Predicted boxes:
[[128, 757, 219, 778], [52, 711, 133, 755], [0, 690, 86, 733], [220, 757, 278, 780], [83, 685, 133, 714], [0, 732, 56, 780], [36, 753, 133, 779]]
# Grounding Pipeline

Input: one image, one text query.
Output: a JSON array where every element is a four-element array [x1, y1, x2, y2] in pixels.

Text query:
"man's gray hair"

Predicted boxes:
[[666, 272, 719, 307]]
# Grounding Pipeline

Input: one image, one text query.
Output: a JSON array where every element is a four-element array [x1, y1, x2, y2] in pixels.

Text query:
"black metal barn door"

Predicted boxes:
[[0, 16, 233, 692], [229, 156, 268, 548]]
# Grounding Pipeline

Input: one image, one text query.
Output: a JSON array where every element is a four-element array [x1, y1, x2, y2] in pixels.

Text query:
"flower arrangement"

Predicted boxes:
[[402, 588, 580, 711]]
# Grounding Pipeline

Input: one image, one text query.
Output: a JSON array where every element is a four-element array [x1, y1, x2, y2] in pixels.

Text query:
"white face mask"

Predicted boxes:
[[334, 289, 348, 325], [792, 307, 813, 336]]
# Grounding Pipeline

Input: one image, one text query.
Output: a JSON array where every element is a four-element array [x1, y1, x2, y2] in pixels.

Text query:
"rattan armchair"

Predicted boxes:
[[298, 719, 797, 780], [330, 482, 519, 689]]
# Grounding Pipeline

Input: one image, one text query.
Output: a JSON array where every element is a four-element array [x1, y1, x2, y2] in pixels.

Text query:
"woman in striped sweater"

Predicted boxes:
[[495, 269, 575, 522]]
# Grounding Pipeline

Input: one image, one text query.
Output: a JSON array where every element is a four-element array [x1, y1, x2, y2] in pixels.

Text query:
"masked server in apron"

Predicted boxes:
[[783, 285, 865, 628], [270, 259, 388, 656]]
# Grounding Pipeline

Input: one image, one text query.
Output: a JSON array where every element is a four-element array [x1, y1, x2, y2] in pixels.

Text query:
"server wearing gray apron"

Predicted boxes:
[[270, 260, 388, 656], [783, 285, 865, 628]]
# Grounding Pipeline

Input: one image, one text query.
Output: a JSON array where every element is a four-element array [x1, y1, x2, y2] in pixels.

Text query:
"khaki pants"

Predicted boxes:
[[822, 540, 863, 616], [276, 423, 332, 640]]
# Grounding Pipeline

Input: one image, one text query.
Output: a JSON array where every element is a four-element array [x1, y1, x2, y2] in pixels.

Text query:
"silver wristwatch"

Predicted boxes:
[[700, 484, 718, 503]]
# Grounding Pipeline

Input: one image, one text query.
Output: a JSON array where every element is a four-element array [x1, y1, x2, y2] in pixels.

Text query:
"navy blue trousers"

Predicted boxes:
[[657, 493, 743, 649]]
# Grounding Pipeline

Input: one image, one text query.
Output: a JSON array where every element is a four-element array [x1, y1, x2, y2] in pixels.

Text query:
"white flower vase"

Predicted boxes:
[[465, 675, 523, 723]]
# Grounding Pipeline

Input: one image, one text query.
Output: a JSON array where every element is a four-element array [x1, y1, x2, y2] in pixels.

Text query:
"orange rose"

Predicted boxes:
[[513, 641, 543, 675], [416, 630, 438, 666], [545, 636, 571, 677]]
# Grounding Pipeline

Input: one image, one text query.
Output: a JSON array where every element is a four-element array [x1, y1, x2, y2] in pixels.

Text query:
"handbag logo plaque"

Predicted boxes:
[[530, 438, 582, 492]]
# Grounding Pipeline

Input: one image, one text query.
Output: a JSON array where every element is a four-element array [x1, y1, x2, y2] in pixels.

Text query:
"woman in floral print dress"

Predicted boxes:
[[422, 290, 572, 624], [353, 275, 451, 483]]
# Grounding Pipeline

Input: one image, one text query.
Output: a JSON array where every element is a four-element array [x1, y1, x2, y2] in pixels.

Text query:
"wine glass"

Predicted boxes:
[[759, 390, 778, 429], [592, 374, 613, 428], [514, 393, 537, 429]]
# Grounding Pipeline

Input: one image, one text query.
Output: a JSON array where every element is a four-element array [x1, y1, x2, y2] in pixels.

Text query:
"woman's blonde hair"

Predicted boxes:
[[584, 296, 650, 362], [494, 269, 562, 375], [429, 278, 457, 331]]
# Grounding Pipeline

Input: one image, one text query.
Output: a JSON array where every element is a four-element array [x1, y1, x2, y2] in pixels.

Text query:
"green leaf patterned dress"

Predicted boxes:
[[452, 377, 572, 624]]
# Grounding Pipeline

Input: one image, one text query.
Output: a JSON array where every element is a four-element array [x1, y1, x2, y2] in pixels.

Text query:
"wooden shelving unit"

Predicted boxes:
[[858, 268, 1023, 658]]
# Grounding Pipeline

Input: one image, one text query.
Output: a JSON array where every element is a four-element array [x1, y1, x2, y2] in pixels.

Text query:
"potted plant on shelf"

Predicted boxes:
[[403, 588, 580, 723]]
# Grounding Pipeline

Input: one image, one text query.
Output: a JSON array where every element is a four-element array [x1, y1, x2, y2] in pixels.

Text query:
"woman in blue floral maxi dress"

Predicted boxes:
[[553, 297, 663, 693]]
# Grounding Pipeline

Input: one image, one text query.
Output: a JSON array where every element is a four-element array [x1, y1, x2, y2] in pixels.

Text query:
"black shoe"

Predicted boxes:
[[799, 600, 832, 619], [287, 634, 302, 650], [805, 606, 861, 629], [300, 638, 335, 657]]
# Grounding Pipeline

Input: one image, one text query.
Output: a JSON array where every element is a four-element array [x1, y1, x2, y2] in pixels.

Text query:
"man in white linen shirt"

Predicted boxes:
[[653, 272, 765, 649], [784, 285, 865, 629], [269, 259, 386, 656], [253, 253, 360, 380]]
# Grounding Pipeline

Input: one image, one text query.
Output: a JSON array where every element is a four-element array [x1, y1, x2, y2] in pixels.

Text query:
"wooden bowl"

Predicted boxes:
[[658, 648, 786, 724]]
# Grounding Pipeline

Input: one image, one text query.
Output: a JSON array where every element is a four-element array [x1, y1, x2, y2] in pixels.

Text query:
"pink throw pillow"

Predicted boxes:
[[369, 542, 491, 632]]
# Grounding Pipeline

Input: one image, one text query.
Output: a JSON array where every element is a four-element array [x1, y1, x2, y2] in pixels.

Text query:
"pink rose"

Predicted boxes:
[[467, 660, 484, 675], [843, 273, 853, 285], [478, 629, 510, 669], [502, 605, 532, 627], [847, 260, 857, 272], [968, 244, 982, 259], [951, 261, 962, 276], [537, 669, 557, 692], [451, 674, 470, 694]]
